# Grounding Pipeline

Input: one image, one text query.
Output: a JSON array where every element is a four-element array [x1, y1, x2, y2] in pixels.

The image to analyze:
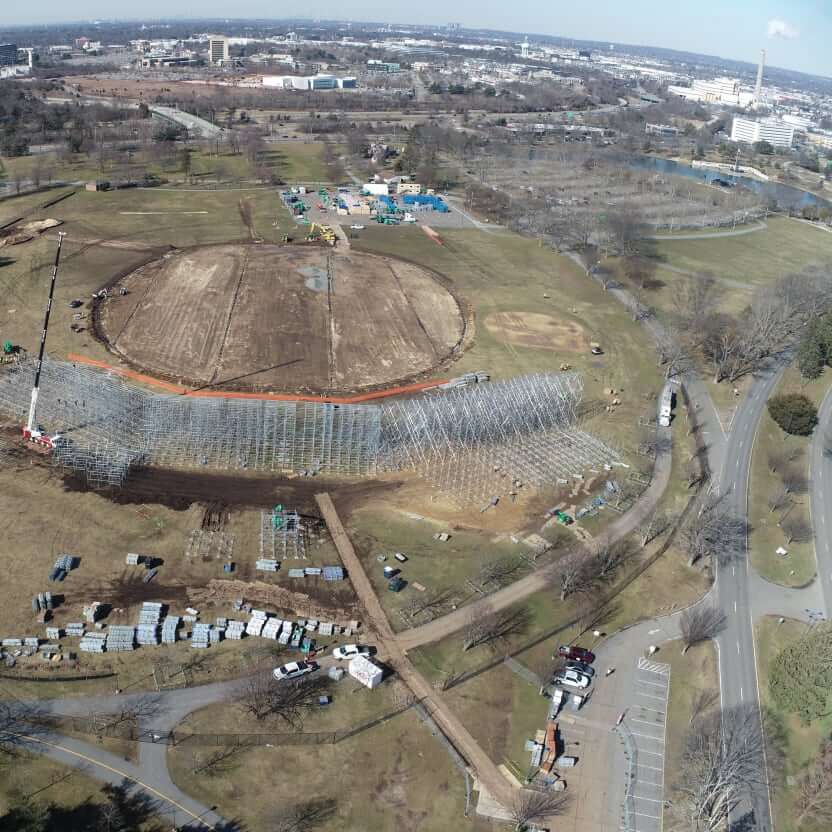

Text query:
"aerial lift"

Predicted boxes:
[[22, 232, 66, 450]]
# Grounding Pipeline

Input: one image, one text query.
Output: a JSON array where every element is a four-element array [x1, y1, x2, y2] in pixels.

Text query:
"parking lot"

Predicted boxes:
[[620, 656, 670, 832]]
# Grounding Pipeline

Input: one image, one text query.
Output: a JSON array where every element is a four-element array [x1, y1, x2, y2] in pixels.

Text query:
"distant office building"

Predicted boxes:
[[208, 35, 229, 65], [646, 123, 681, 136], [668, 77, 753, 107], [367, 60, 400, 73], [781, 113, 815, 131], [0, 43, 18, 66], [730, 116, 795, 148], [262, 74, 357, 91]]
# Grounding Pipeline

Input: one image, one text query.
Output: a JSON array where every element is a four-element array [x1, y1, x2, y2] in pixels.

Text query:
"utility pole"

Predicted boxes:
[[24, 232, 65, 446]]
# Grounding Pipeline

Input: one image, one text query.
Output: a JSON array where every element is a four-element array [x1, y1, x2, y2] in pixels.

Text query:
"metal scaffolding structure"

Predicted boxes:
[[260, 508, 306, 560], [0, 358, 620, 500]]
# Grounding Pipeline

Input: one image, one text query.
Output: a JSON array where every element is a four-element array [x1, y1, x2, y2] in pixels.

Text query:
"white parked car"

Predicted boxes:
[[273, 660, 317, 681], [553, 669, 591, 689], [332, 644, 372, 660], [350, 224, 365, 231]]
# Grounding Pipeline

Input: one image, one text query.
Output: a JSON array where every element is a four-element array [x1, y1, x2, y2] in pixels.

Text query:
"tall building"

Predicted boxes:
[[521, 38, 530, 59], [208, 35, 229, 65], [0, 43, 18, 67], [730, 116, 795, 148], [755, 49, 765, 103]]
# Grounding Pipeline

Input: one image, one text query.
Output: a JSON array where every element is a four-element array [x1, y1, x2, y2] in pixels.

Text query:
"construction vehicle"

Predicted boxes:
[[375, 214, 401, 225], [590, 342, 603, 355], [22, 233, 66, 451]]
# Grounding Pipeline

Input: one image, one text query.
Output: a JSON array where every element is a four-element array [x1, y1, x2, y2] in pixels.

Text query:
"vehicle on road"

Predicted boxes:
[[557, 645, 595, 663], [553, 669, 591, 689], [332, 644, 373, 660], [273, 660, 318, 681], [565, 660, 595, 677], [350, 224, 365, 230]]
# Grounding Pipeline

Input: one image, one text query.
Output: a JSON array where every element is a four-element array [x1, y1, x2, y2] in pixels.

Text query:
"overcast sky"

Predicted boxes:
[[1, 1, 829, 77]]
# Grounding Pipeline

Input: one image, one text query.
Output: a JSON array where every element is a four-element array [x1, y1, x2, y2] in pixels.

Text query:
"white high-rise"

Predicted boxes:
[[208, 35, 229, 65], [730, 116, 795, 148]]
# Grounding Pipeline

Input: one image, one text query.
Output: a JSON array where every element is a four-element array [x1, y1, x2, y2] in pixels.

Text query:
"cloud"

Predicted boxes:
[[767, 18, 800, 39]]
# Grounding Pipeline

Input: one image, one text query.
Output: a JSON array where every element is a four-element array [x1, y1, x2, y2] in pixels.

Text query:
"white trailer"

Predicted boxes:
[[348, 654, 384, 689]]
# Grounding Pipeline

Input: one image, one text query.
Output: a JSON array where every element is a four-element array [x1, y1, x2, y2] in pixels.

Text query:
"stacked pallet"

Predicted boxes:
[[246, 610, 267, 637], [106, 625, 136, 652], [225, 620, 245, 640], [66, 622, 85, 637], [80, 632, 106, 653], [191, 622, 211, 649], [161, 616, 180, 644]]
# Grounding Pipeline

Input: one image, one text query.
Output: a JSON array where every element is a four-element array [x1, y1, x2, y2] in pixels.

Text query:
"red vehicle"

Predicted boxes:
[[557, 645, 595, 664]]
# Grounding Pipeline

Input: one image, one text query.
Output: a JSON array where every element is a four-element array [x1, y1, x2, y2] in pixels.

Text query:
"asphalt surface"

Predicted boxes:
[[810, 386, 832, 613], [711, 366, 785, 832]]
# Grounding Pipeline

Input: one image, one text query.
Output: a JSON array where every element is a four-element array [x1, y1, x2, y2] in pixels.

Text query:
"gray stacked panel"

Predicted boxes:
[[225, 620, 245, 640], [161, 616, 180, 644], [191, 622, 211, 649], [80, 632, 106, 652], [106, 625, 136, 652], [66, 623, 85, 637]]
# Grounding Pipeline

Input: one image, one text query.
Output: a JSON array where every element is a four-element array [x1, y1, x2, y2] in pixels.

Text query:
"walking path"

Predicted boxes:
[[315, 492, 521, 813]]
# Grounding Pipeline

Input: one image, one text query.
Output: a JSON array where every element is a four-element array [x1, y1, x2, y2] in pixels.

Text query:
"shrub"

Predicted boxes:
[[767, 393, 818, 436], [769, 625, 832, 722]]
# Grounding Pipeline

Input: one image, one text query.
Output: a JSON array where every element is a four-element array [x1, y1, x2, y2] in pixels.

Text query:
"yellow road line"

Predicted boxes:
[[12, 732, 215, 830]]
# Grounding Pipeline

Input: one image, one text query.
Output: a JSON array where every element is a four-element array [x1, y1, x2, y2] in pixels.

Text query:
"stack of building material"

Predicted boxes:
[[125, 553, 143, 566], [83, 602, 103, 625], [262, 617, 281, 640], [287, 568, 305, 578], [138, 602, 163, 623], [38, 643, 60, 657], [246, 610, 267, 637], [1, 638, 22, 649], [49, 554, 76, 582], [136, 623, 160, 646], [540, 721, 560, 774], [23, 637, 39, 651], [256, 559, 279, 572], [322, 567, 344, 581], [191, 622, 211, 648], [225, 620, 245, 640], [31, 592, 55, 613], [209, 627, 222, 644], [80, 632, 106, 652], [161, 616, 180, 644], [328, 666, 345, 681], [348, 655, 384, 690], [66, 622, 85, 637], [106, 625, 135, 652], [318, 622, 334, 636], [278, 621, 292, 645], [45, 626, 63, 640], [304, 567, 322, 577]]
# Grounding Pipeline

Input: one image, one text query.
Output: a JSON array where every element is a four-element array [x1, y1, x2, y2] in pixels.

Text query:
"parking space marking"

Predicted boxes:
[[635, 705, 666, 716], [637, 658, 670, 675], [636, 677, 669, 689], [636, 690, 667, 701], [637, 762, 664, 772], [630, 718, 664, 728], [630, 731, 665, 743], [637, 748, 664, 758], [634, 794, 664, 803], [634, 812, 662, 820]]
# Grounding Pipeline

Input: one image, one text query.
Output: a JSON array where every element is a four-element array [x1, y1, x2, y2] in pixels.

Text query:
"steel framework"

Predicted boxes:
[[0, 358, 620, 499]]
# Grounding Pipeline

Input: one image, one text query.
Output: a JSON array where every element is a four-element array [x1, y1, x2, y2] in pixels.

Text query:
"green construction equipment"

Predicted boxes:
[[272, 504, 285, 529], [2, 340, 13, 355]]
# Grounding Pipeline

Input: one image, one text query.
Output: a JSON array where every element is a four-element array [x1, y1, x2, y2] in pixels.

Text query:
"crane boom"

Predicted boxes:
[[24, 231, 65, 445]]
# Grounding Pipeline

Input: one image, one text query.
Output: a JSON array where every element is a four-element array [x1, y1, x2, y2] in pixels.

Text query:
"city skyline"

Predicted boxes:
[[0, 1, 829, 78]]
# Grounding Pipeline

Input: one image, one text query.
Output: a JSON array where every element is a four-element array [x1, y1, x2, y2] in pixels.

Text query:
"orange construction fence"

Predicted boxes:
[[66, 354, 447, 404]]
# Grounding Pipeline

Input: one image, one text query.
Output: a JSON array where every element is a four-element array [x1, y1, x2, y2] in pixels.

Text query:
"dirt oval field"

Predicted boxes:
[[97, 244, 466, 394]]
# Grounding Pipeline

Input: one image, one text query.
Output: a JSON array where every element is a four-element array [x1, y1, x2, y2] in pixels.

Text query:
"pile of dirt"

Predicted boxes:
[[0, 218, 63, 248], [187, 578, 360, 623]]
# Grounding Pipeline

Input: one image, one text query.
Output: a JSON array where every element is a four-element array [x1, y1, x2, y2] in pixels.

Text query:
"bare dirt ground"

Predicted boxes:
[[97, 244, 465, 394], [484, 310, 590, 352]]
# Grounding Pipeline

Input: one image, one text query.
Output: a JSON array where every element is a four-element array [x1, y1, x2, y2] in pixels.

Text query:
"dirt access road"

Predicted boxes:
[[316, 492, 521, 813]]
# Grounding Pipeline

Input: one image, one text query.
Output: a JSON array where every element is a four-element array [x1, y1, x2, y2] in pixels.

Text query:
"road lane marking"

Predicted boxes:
[[737, 640, 741, 654], [12, 733, 215, 829]]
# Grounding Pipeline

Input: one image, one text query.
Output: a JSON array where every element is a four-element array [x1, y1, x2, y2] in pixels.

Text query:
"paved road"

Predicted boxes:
[[810, 387, 832, 613], [150, 105, 224, 139]]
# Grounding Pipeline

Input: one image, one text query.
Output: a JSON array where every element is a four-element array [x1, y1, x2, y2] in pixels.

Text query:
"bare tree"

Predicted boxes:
[[639, 509, 673, 547], [477, 556, 524, 589], [781, 514, 813, 544], [679, 604, 727, 653], [192, 741, 245, 776], [238, 671, 330, 728], [780, 465, 808, 495], [679, 495, 746, 566], [588, 540, 633, 582], [670, 705, 766, 832], [766, 486, 789, 514], [689, 688, 719, 726], [766, 448, 788, 474], [795, 739, 832, 829], [461, 603, 529, 651], [511, 788, 571, 830], [267, 799, 338, 832], [553, 550, 594, 600], [656, 333, 690, 379]]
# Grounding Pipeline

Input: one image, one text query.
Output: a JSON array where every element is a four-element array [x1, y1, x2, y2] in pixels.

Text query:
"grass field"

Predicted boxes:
[[354, 225, 664, 455], [0, 142, 331, 188], [661, 640, 718, 830], [0, 752, 110, 821], [747, 366, 827, 586], [168, 708, 490, 832], [755, 616, 830, 832]]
